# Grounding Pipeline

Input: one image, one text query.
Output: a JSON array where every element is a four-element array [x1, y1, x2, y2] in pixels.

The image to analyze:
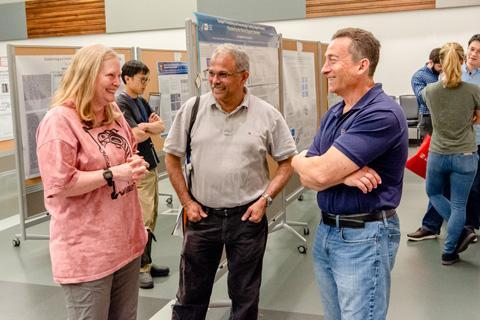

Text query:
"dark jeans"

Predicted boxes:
[[422, 148, 480, 232], [466, 148, 480, 229], [172, 211, 268, 320]]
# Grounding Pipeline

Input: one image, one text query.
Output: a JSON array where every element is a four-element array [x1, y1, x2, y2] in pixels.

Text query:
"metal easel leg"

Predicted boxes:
[[269, 209, 308, 254]]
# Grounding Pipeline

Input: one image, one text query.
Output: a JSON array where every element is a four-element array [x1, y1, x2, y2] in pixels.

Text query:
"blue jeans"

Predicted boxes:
[[313, 214, 400, 320], [426, 152, 478, 254], [422, 148, 480, 232]]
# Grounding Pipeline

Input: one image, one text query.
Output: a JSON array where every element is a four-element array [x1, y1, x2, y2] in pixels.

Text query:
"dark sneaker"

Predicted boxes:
[[407, 227, 437, 241], [139, 272, 154, 289], [150, 264, 170, 277], [441, 252, 460, 265], [455, 228, 477, 253], [466, 226, 478, 243]]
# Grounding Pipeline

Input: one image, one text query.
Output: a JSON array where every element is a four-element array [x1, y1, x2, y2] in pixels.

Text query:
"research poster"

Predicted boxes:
[[14, 55, 72, 178], [282, 50, 317, 151], [195, 13, 280, 110], [0, 57, 13, 141], [157, 61, 189, 134], [13, 53, 126, 178]]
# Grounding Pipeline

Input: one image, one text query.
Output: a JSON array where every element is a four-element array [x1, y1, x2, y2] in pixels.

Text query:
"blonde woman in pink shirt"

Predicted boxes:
[[36, 44, 149, 320]]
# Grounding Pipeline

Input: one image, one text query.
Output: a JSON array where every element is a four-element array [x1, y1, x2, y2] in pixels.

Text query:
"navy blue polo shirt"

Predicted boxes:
[[307, 84, 408, 215]]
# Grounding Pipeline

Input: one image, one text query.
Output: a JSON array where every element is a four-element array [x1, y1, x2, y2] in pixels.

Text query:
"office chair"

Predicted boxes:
[[399, 95, 420, 143]]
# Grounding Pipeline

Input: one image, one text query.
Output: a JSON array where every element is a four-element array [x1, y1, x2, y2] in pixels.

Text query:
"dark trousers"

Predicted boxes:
[[172, 212, 268, 320], [422, 148, 480, 232], [466, 148, 480, 229], [419, 114, 432, 140]]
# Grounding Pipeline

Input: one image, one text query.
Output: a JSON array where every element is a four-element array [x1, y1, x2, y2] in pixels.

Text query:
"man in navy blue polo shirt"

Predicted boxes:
[[292, 28, 408, 320]]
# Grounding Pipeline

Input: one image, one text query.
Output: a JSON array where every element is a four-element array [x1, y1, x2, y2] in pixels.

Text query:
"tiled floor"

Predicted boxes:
[[1, 166, 479, 319]]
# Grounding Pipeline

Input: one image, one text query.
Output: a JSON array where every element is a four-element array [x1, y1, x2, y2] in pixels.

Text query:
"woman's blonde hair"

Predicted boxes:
[[51, 44, 121, 127], [440, 42, 464, 88]]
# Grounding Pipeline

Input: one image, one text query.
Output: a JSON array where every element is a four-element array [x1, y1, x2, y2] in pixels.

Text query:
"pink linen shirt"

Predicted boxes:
[[36, 103, 147, 284]]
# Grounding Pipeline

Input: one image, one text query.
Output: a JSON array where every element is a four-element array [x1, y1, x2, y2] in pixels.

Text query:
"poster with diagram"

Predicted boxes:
[[14, 55, 72, 178], [282, 50, 317, 151], [195, 13, 280, 110], [13, 52, 126, 179], [157, 61, 189, 135], [0, 57, 13, 141]]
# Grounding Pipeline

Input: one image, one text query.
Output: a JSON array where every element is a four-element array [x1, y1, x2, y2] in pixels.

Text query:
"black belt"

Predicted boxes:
[[202, 198, 258, 217], [321, 209, 396, 229]]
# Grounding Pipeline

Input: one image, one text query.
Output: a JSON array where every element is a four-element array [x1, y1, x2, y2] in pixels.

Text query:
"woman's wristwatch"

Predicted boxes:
[[103, 169, 113, 186]]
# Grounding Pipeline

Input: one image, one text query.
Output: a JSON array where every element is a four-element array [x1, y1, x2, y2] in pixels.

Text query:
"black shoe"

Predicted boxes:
[[455, 228, 477, 254], [139, 272, 154, 289], [150, 264, 170, 277], [441, 253, 460, 265], [407, 227, 437, 241], [465, 226, 478, 243]]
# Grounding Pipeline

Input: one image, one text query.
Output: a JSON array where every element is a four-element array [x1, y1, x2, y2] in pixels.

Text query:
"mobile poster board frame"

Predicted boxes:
[[185, 13, 313, 254], [135, 47, 189, 211], [135, 48, 188, 178], [8, 45, 134, 246]]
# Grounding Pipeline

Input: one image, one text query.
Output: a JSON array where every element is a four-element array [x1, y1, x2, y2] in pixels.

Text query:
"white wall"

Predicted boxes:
[[0, 5, 478, 96], [267, 6, 479, 96]]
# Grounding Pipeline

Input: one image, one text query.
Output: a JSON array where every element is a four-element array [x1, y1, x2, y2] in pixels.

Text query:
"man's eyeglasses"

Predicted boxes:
[[203, 69, 244, 80], [135, 76, 150, 85]]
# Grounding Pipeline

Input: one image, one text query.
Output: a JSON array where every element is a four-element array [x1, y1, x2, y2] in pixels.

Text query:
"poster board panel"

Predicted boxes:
[[13, 46, 133, 181], [137, 48, 188, 174], [281, 39, 323, 200], [10, 45, 134, 220], [114, 47, 133, 62], [320, 43, 329, 117], [10, 46, 79, 219], [0, 57, 14, 143], [194, 14, 282, 204]]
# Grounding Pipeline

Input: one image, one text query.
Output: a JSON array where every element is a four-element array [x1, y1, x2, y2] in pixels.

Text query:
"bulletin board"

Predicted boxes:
[[7, 44, 134, 245]]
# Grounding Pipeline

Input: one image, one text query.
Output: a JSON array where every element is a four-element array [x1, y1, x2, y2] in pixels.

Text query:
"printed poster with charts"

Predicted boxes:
[[282, 50, 317, 151], [14, 54, 126, 179], [195, 12, 280, 109], [0, 57, 13, 141], [14, 55, 72, 178], [157, 61, 189, 135]]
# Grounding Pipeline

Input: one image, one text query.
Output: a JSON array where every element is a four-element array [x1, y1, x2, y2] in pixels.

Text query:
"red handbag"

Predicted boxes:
[[405, 135, 431, 179]]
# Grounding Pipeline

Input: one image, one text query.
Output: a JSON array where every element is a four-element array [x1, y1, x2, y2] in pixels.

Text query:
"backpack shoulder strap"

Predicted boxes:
[[185, 96, 200, 164]]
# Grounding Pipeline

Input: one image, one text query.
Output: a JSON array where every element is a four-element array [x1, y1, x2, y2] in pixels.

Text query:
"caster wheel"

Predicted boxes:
[[12, 238, 20, 247], [303, 227, 310, 235], [297, 245, 307, 254], [298, 194, 304, 201]]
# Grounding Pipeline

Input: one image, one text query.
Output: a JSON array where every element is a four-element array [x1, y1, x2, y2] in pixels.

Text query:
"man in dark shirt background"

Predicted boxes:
[[117, 60, 169, 289]]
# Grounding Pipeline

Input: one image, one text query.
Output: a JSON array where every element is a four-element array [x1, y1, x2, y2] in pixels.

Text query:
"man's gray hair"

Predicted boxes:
[[211, 44, 250, 72]]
